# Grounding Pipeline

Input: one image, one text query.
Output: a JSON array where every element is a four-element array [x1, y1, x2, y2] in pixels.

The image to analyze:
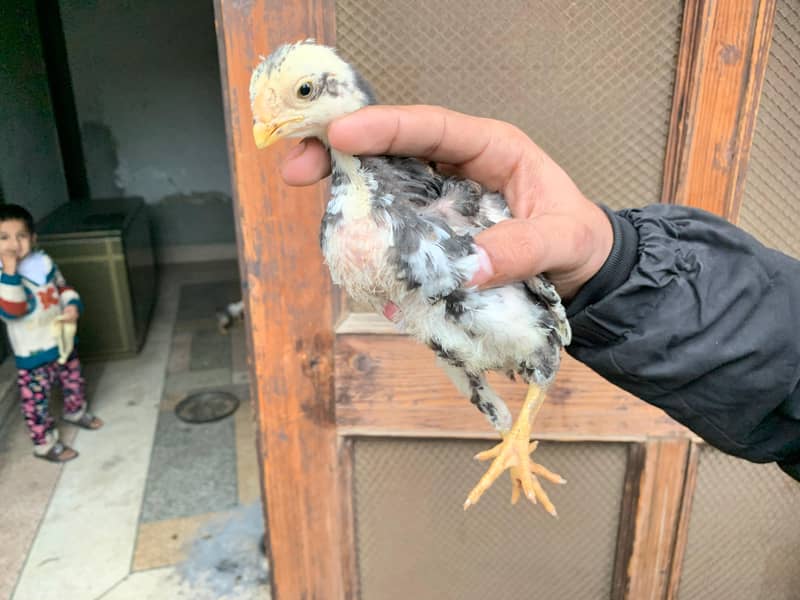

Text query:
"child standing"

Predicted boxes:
[[0, 204, 103, 462]]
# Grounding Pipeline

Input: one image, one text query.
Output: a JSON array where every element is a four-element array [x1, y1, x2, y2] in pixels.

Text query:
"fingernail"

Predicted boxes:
[[467, 246, 494, 287], [285, 139, 307, 160]]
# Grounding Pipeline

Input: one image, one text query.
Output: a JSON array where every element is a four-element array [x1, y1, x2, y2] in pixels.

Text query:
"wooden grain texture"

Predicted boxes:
[[623, 439, 692, 600], [661, 0, 703, 206], [336, 311, 399, 335], [335, 334, 694, 440], [665, 442, 701, 600], [213, 1, 344, 598], [337, 437, 360, 600], [665, 0, 777, 220], [611, 444, 647, 600]]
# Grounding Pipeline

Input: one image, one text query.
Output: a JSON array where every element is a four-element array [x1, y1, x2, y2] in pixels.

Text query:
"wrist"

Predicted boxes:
[[565, 206, 639, 316], [550, 203, 613, 300]]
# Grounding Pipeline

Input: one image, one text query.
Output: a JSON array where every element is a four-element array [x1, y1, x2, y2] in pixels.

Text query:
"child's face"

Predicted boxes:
[[0, 219, 34, 260]]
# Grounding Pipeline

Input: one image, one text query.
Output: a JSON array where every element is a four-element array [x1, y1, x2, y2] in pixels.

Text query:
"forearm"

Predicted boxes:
[[0, 271, 33, 318], [566, 204, 800, 469]]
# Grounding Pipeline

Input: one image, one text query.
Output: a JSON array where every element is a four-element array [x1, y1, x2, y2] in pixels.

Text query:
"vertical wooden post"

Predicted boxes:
[[652, 2, 777, 596], [662, 0, 776, 221], [666, 443, 701, 600], [213, 2, 343, 598], [614, 440, 693, 600]]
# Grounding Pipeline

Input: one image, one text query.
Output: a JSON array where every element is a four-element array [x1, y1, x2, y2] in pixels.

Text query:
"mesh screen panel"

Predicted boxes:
[[353, 438, 627, 600], [739, 0, 800, 258], [677, 447, 800, 600], [336, 0, 684, 210]]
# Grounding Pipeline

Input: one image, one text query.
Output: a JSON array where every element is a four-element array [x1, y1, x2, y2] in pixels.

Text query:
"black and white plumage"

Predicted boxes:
[[251, 40, 570, 514], [216, 300, 244, 334]]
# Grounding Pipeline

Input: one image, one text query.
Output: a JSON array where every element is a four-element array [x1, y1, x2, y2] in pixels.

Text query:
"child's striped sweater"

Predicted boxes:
[[0, 251, 83, 369]]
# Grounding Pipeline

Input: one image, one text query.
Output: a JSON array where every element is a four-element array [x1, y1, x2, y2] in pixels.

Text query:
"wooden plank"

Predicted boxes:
[[664, 0, 777, 220], [335, 334, 694, 440], [213, 2, 345, 599], [337, 437, 360, 600], [727, 0, 777, 223], [661, 0, 703, 206], [665, 442, 701, 600], [623, 439, 692, 600], [611, 444, 647, 600], [336, 311, 398, 335]]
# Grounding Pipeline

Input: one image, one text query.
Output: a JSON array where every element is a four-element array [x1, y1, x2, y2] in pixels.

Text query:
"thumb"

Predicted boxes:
[[468, 218, 551, 289], [468, 214, 596, 294], [280, 138, 331, 186]]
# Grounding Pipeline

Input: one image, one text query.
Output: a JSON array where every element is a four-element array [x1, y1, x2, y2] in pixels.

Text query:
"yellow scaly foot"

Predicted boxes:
[[463, 384, 566, 516]]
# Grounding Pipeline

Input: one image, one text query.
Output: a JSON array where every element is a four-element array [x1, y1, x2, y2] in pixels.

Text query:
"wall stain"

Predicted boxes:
[[82, 120, 124, 197]]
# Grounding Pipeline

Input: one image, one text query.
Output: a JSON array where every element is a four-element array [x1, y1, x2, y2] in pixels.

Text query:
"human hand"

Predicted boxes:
[[280, 105, 613, 300], [61, 304, 79, 323], [1, 251, 18, 275]]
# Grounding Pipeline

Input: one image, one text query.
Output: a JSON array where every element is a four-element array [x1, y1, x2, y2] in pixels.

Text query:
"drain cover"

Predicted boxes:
[[175, 390, 240, 423]]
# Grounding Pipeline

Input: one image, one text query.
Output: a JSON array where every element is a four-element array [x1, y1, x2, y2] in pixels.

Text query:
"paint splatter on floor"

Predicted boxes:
[[176, 502, 269, 599]]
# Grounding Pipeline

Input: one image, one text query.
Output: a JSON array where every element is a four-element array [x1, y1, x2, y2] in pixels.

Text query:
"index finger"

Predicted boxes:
[[328, 105, 529, 191]]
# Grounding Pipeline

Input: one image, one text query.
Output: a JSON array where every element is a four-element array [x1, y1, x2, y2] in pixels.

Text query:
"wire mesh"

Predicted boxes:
[[353, 438, 628, 600], [677, 447, 800, 600], [336, 0, 684, 210], [739, 0, 800, 259]]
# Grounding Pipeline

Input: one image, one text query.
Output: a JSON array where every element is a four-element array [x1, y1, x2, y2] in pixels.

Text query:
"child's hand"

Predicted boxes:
[[61, 305, 79, 323], [1, 251, 18, 275]]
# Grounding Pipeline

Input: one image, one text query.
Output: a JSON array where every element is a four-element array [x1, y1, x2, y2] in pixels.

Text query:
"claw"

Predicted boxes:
[[463, 447, 509, 509], [531, 462, 567, 485], [529, 474, 557, 516], [464, 384, 564, 516]]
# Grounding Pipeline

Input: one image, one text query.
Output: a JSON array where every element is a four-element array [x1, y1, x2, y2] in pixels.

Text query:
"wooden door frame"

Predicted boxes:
[[214, 1, 346, 598], [664, 0, 776, 222], [213, 0, 776, 598]]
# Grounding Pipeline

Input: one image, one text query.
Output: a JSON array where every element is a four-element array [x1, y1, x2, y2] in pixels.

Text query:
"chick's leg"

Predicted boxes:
[[464, 383, 565, 516]]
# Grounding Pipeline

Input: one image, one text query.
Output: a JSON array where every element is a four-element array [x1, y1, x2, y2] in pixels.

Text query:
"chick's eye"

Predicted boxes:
[[297, 81, 314, 98]]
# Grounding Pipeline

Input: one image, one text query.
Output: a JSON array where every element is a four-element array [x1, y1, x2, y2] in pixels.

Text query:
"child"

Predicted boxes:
[[0, 204, 103, 462]]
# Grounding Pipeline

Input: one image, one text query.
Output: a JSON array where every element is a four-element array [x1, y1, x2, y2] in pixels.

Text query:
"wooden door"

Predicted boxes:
[[214, 1, 788, 598]]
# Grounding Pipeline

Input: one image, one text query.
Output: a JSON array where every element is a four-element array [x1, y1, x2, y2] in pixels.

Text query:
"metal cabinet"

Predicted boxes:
[[37, 197, 156, 361]]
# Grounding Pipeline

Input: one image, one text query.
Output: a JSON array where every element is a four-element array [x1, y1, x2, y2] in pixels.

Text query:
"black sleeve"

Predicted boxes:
[[566, 204, 800, 480]]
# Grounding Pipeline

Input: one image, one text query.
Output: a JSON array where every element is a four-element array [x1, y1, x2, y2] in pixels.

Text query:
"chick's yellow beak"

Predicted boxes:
[[252, 121, 277, 149], [252, 117, 303, 149]]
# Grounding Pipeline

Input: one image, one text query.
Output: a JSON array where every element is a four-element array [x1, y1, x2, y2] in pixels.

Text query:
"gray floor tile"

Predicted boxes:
[[164, 369, 233, 397], [190, 328, 232, 372], [140, 411, 239, 522], [177, 281, 241, 322]]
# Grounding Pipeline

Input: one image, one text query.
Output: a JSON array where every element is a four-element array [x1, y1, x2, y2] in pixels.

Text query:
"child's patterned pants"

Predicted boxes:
[[17, 353, 86, 451]]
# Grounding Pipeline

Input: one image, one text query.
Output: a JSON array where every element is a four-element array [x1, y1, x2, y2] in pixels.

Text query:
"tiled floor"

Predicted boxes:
[[0, 262, 268, 600]]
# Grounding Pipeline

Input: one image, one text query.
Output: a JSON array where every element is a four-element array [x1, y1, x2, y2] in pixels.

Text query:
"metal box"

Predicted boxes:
[[37, 198, 156, 361]]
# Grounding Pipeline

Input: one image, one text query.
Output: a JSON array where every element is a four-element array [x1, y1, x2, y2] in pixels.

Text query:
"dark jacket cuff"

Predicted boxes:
[[778, 461, 800, 483], [566, 206, 639, 344]]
